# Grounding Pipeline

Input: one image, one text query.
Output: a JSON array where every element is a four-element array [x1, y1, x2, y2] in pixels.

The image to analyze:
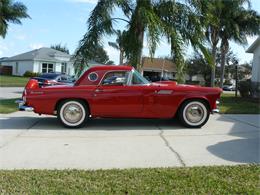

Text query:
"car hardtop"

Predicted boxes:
[[75, 65, 134, 86], [88, 65, 133, 72]]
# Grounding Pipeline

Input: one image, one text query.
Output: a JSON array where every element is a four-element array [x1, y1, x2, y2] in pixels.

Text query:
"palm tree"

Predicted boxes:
[[0, 0, 30, 38], [192, 0, 222, 87], [218, 0, 260, 88], [196, 0, 260, 87], [108, 30, 127, 64], [75, 0, 207, 83]]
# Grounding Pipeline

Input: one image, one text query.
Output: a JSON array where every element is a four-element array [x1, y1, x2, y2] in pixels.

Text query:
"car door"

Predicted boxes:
[[91, 71, 144, 117]]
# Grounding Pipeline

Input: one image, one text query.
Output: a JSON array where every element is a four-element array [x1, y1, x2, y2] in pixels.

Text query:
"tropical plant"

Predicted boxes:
[[218, 0, 260, 88], [194, 0, 260, 87], [74, 0, 209, 83], [0, 0, 30, 38], [108, 30, 127, 64], [50, 43, 70, 54]]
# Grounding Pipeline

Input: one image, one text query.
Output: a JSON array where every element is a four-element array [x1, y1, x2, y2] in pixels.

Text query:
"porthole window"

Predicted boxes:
[[88, 72, 98, 82]]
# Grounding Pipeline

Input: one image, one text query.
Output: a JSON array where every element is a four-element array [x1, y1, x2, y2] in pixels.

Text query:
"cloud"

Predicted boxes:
[[29, 43, 44, 50], [69, 0, 97, 4]]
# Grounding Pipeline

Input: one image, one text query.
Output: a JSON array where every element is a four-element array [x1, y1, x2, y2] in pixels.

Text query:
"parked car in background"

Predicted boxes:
[[222, 84, 236, 91], [32, 73, 75, 87], [16, 66, 222, 128]]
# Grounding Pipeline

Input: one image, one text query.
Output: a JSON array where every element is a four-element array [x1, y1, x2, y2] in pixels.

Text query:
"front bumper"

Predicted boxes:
[[211, 100, 220, 114], [15, 99, 34, 112]]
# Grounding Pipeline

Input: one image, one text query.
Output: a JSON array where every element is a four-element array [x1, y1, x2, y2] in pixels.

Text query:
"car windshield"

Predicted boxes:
[[132, 69, 150, 85]]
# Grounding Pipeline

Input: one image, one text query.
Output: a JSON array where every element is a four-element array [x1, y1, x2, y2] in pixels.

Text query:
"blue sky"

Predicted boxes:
[[0, 0, 259, 65]]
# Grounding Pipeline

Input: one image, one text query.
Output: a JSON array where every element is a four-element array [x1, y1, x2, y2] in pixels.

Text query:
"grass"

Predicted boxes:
[[0, 75, 29, 87], [220, 93, 260, 114], [0, 165, 259, 194], [0, 98, 18, 114]]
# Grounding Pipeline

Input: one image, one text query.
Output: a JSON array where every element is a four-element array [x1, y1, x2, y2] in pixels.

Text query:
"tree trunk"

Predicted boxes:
[[210, 44, 217, 87], [220, 40, 229, 88], [137, 30, 144, 72], [119, 49, 124, 65]]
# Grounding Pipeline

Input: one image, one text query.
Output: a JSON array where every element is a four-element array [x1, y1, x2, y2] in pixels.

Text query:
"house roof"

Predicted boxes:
[[0, 47, 71, 62], [142, 57, 176, 72], [247, 36, 260, 53]]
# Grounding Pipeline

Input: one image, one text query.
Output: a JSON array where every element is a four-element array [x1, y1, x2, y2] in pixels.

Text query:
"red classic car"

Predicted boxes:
[[16, 65, 222, 128]]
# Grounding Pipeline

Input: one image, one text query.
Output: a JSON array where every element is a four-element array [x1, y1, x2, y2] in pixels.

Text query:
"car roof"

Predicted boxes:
[[88, 65, 133, 72]]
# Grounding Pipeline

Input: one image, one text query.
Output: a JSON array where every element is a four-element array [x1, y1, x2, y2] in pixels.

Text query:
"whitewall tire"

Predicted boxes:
[[58, 100, 88, 128], [178, 100, 209, 128]]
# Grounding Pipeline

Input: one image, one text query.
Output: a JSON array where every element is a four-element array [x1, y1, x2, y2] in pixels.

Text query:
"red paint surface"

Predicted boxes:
[[22, 65, 222, 118]]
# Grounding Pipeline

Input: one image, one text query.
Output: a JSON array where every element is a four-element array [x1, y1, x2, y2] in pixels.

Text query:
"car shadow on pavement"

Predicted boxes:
[[207, 115, 260, 163], [0, 116, 184, 131]]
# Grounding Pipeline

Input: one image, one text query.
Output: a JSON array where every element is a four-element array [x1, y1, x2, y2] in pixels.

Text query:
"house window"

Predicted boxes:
[[42, 63, 54, 73], [61, 62, 67, 73], [15, 62, 19, 74]]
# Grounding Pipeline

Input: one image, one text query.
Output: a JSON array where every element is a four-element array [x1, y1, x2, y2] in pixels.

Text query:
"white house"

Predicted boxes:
[[0, 47, 74, 76], [247, 36, 260, 83], [247, 36, 260, 97]]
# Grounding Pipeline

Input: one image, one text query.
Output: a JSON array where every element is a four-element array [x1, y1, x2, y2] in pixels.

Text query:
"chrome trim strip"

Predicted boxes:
[[157, 90, 173, 95]]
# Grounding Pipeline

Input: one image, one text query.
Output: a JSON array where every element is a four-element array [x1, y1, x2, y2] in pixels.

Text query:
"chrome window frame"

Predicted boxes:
[[98, 70, 132, 86]]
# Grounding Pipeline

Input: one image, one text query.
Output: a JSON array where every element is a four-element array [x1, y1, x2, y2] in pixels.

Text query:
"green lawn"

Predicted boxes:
[[0, 75, 29, 87], [0, 165, 259, 194], [220, 93, 260, 114], [0, 98, 18, 114]]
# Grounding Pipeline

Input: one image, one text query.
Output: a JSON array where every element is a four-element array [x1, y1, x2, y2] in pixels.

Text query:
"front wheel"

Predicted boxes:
[[58, 100, 88, 128], [178, 100, 210, 128]]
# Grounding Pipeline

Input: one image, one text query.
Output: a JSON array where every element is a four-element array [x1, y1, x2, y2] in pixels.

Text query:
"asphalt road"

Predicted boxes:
[[0, 112, 259, 170]]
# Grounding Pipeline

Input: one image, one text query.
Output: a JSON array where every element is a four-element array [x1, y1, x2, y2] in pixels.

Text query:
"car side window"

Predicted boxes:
[[102, 71, 129, 86], [131, 70, 150, 85], [132, 73, 144, 85]]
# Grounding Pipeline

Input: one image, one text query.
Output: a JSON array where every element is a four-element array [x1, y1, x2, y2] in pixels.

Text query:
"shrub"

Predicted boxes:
[[23, 71, 40, 77], [238, 80, 251, 97]]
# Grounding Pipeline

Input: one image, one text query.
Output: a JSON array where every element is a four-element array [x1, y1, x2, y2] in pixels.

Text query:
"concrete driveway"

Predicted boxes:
[[0, 87, 24, 99], [0, 112, 259, 169]]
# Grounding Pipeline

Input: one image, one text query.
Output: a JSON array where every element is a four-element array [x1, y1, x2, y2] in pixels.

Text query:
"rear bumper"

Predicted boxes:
[[15, 99, 34, 112]]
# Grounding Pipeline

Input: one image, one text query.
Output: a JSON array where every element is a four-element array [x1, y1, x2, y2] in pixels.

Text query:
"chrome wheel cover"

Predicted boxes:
[[63, 103, 83, 124], [183, 101, 207, 126], [60, 101, 86, 127]]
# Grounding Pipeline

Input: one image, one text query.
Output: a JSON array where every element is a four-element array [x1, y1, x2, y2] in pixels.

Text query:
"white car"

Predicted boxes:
[[223, 84, 235, 91]]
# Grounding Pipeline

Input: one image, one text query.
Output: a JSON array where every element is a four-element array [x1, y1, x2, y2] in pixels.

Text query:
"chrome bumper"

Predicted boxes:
[[15, 99, 34, 112], [212, 100, 220, 114], [212, 109, 220, 113]]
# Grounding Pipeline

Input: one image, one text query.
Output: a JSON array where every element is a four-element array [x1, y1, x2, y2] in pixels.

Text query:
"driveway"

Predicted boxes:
[[0, 112, 259, 169], [0, 87, 24, 99]]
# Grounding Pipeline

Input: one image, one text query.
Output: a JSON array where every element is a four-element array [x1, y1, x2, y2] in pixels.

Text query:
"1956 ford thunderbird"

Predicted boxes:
[[16, 65, 222, 128]]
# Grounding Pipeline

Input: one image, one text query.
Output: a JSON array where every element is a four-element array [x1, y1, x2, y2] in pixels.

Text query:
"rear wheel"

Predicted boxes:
[[58, 100, 88, 128], [178, 100, 209, 128]]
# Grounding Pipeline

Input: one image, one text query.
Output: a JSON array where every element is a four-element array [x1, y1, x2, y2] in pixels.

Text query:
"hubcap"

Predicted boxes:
[[63, 103, 83, 124], [185, 104, 204, 123]]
